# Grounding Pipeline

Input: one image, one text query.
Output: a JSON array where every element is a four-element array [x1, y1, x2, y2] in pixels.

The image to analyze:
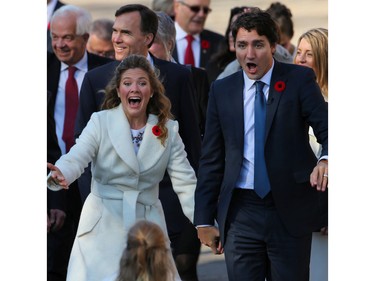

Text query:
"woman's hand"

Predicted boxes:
[[47, 162, 69, 189]]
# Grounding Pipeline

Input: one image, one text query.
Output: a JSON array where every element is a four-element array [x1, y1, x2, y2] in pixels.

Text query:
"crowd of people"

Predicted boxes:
[[47, 1, 328, 281]]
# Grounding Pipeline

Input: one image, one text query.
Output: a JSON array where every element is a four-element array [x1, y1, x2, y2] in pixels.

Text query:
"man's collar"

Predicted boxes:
[[60, 51, 88, 72]]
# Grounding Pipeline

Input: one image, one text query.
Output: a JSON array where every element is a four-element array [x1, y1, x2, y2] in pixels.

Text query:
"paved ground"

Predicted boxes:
[[197, 246, 228, 281]]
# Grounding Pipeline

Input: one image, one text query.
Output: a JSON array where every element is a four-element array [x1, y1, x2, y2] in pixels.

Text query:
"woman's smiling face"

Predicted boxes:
[[118, 68, 153, 120]]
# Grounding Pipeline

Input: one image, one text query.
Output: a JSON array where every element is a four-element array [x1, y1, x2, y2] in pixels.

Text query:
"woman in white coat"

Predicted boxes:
[[47, 54, 197, 281]]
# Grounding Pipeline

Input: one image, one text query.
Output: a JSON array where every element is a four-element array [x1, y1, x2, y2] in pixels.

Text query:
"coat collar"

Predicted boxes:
[[223, 71, 245, 149], [107, 105, 166, 174]]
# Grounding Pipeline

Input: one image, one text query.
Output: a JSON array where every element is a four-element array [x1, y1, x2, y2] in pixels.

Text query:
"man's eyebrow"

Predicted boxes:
[[113, 27, 131, 35]]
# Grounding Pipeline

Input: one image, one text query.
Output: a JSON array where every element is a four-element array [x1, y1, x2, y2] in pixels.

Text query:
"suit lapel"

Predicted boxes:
[[47, 53, 61, 110], [199, 32, 209, 68], [152, 56, 167, 84], [266, 61, 287, 139], [228, 72, 245, 148], [107, 105, 139, 174], [172, 47, 178, 64]]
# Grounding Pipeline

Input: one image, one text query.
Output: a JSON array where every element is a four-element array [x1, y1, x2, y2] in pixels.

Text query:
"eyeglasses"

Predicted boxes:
[[178, 1, 212, 15]]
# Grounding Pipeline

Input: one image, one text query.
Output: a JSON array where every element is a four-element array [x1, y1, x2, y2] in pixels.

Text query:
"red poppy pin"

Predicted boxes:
[[201, 40, 210, 50], [274, 81, 286, 92], [152, 125, 161, 137]]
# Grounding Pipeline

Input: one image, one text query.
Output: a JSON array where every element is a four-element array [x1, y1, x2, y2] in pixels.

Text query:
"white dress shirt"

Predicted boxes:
[[235, 61, 274, 189], [174, 22, 201, 67], [54, 52, 88, 154]]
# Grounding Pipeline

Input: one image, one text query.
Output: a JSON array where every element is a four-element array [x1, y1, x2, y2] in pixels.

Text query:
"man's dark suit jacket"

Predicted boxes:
[[172, 29, 224, 70], [47, 91, 65, 212], [194, 61, 328, 244], [183, 65, 210, 137], [47, 51, 113, 219], [75, 55, 202, 204]]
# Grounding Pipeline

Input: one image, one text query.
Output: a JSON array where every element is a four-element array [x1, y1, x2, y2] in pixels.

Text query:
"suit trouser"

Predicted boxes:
[[224, 189, 312, 281], [47, 216, 75, 281], [48, 181, 82, 281]]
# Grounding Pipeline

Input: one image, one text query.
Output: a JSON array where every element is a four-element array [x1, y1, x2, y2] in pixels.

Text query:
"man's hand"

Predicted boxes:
[[47, 213, 51, 233], [48, 209, 66, 233], [196, 226, 224, 255], [320, 226, 328, 235], [310, 159, 328, 192]]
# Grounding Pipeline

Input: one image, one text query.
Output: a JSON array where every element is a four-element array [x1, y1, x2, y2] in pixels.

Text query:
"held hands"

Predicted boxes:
[[196, 226, 224, 255], [47, 162, 69, 189], [310, 159, 328, 192]]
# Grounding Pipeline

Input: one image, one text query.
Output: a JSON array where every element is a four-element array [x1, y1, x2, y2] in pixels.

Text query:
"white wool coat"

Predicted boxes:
[[48, 105, 196, 281]]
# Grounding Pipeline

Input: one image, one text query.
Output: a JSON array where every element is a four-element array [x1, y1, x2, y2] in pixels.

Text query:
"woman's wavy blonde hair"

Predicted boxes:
[[102, 54, 173, 145]]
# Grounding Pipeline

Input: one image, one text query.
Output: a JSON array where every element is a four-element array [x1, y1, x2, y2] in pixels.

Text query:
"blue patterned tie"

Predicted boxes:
[[254, 81, 271, 198]]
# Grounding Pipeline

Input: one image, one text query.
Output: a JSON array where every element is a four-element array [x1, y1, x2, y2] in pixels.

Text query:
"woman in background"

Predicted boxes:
[[205, 6, 250, 83], [266, 2, 296, 57], [294, 28, 328, 100], [294, 27, 329, 281]]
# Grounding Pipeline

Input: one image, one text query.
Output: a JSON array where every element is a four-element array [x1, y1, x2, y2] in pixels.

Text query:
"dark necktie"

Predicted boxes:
[[254, 81, 271, 198], [184, 34, 195, 66], [62, 66, 79, 152]]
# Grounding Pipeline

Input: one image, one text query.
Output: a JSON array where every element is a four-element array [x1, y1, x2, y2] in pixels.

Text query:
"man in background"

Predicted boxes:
[[86, 18, 115, 59], [47, 5, 113, 280], [172, 0, 224, 69]]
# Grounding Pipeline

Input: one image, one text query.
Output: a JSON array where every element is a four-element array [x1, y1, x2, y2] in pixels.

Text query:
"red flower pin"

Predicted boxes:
[[152, 125, 161, 137], [274, 81, 286, 92], [201, 40, 210, 49]]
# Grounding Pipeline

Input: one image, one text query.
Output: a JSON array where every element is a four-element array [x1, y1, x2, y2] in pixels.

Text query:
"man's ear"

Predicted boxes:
[[82, 33, 90, 43], [145, 33, 154, 47], [270, 43, 277, 55]]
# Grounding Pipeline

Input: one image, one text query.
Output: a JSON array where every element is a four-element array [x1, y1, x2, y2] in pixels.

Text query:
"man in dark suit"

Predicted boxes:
[[47, 91, 69, 281], [47, 5, 113, 281], [172, 0, 224, 69], [74, 5, 201, 280], [149, 10, 210, 280], [194, 11, 328, 281], [149, 10, 209, 138]]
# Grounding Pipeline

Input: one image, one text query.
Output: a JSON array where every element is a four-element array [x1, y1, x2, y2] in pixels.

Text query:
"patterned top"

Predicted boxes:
[[131, 126, 146, 154]]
